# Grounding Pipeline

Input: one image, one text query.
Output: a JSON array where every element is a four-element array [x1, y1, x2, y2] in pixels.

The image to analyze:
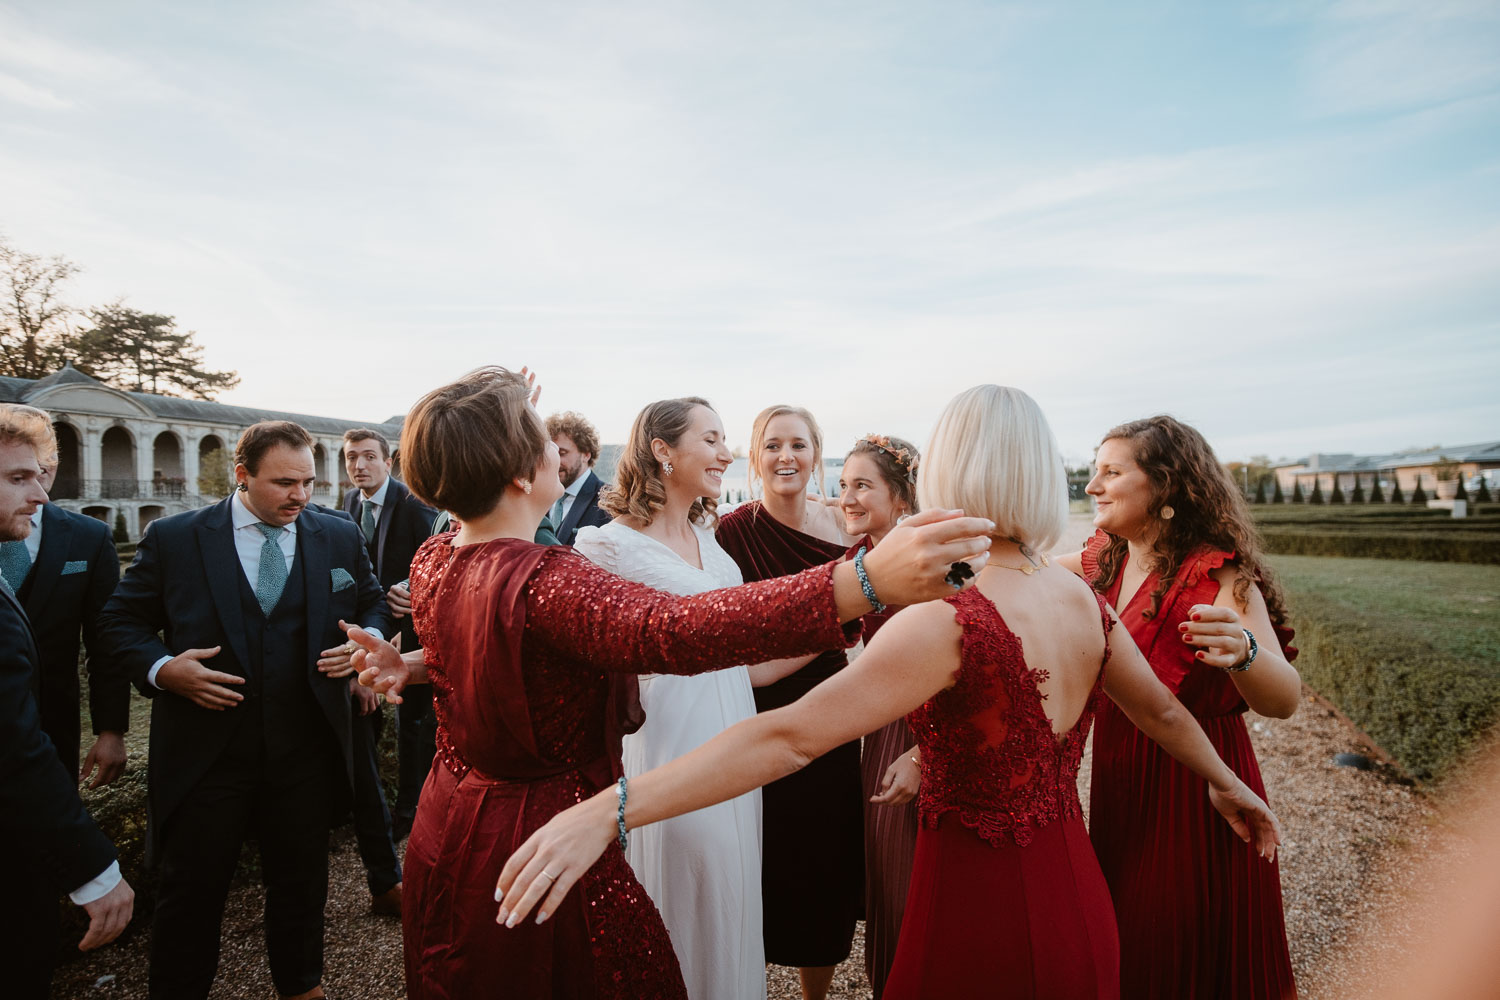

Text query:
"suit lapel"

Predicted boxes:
[[198, 498, 253, 673], [374, 479, 404, 575], [299, 510, 330, 678], [1, 580, 41, 667], [22, 503, 72, 616], [559, 470, 597, 541]]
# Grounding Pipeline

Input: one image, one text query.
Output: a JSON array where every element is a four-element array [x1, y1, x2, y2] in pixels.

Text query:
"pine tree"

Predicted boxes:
[[1310, 477, 1325, 504], [1455, 476, 1469, 503], [1478, 479, 1494, 503], [1330, 476, 1346, 504], [1389, 478, 1404, 504], [1254, 477, 1268, 503], [1411, 474, 1426, 504], [72, 302, 240, 400], [112, 510, 129, 544], [1292, 480, 1304, 503], [1272, 477, 1284, 503], [1370, 474, 1385, 503], [1351, 474, 1366, 503]]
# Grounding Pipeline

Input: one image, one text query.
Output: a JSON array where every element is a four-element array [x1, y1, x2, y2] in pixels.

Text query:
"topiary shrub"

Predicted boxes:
[[1479, 479, 1494, 504], [1352, 475, 1366, 503], [1456, 477, 1470, 503], [1292, 480, 1305, 503], [1310, 477, 1325, 504], [1412, 475, 1427, 504], [1272, 477, 1285, 503], [1371, 475, 1385, 503], [1331, 478, 1346, 504], [1254, 477, 1268, 503], [112, 510, 129, 543], [1390, 478, 1404, 503]]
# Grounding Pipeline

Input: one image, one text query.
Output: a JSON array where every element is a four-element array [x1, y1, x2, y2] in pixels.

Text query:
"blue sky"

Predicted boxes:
[[1, 0, 1496, 465]]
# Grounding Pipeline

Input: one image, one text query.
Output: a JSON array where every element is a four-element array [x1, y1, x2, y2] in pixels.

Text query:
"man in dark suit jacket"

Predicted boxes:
[[98, 420, 391, 1000], [9, 463, 129, 786], [341, 429, 436, 882], [545, 410, 612, 545], [0, 405, 133, 999]]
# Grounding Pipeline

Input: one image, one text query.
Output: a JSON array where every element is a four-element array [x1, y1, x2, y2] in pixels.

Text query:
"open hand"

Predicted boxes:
[[346, 621, 409, 704], [496, 793, 614, 928], [156, 647, 242, 710], [1180, 604, 1251, 670], [1208, 778, 1282, 861], [861, 508, 994, 606], [80, 731, 127, 788], [519, 366, 542, 407]]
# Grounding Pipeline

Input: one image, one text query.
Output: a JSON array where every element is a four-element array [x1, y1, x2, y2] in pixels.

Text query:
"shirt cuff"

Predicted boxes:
[[69, 860, 122, 905], [146, 655, 172, 689], [365, 628, 384, 643]]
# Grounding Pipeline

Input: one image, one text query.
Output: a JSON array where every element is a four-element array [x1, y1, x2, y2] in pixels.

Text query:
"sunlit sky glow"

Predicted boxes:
[[2, 1, 1497, 466]]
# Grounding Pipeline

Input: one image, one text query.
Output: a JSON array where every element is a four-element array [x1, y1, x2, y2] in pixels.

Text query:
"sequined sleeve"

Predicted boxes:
[[527, 546, 856, 676]]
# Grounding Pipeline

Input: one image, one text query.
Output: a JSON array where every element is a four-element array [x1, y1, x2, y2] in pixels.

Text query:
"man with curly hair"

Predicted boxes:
[[544, 410, 612, 545]]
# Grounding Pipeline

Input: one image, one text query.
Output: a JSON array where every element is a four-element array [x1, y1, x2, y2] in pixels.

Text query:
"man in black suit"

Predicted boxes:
[[4, 459, 130, 787], [99, 420, 391, 1000], [340, 428, 436, 882], [545, 410, 612, 545], [0, 404, 134, 999]]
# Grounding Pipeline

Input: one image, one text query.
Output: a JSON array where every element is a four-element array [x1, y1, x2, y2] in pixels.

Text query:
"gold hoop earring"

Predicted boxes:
[[1160, 505, 1175, 520]]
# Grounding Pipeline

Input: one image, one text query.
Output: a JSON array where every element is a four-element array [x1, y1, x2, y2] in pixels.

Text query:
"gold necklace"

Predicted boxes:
[[990, 540, 1049, 575]]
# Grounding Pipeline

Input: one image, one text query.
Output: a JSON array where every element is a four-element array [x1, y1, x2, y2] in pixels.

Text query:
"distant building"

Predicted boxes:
[[0, 364, 404, 539], [1273, 442, 1500, 497]]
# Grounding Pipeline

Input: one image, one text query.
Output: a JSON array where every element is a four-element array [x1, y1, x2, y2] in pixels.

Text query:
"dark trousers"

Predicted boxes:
[[1, 864, 62, 999], [395, 684, 436, 818], [148, 721, 338, 1000], [349, 702, 401, 893]]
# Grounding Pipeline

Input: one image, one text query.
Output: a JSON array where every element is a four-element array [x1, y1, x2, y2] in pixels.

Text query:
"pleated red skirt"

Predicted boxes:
[[884, 813, 1120, 1000], [1091, 704, 1297, 1000]]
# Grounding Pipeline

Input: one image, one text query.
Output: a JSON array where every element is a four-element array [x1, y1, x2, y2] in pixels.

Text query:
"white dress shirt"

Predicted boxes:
[[357, 476, 391, 526], [555, 471, 588, 524], [23, 507, 42, 561]]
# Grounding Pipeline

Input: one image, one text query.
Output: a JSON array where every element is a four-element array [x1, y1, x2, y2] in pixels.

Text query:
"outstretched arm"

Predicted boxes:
[[1101, 605, 1282, 857], [494, 600, 962, 926]]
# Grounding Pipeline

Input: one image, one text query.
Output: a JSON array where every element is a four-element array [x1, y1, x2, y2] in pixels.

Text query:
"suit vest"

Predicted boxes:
[[233, 545, 323, 757]]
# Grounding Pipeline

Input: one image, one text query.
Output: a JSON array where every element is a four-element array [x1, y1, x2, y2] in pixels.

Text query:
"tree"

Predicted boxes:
[[1455, 476, 1469, 503], [0, 235, 79, 379], [1370, 473, 1385, 503], [1389, 477, 1404, 504], [1253, 476, 1268, 504], [1330, 476, 1346, 504], [72, 302, 240, 400], [1291, 480, 1304, 503], [1309, 477, 1325, 504], [112, 510, 129, 544], [1351, 475, 1366, 503], [1477, 478, 1494, 504], [1411, 474, 1426, 504], [197, 446, 234, 497], [1271, 476, 1284, 503]]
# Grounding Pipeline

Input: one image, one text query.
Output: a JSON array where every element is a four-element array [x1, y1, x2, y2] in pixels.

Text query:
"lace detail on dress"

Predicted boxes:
[[909, 588, 1114, 849]]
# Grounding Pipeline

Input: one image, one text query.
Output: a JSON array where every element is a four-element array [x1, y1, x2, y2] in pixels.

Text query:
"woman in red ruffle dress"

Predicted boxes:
[[1059, 415, 1302, 1000]]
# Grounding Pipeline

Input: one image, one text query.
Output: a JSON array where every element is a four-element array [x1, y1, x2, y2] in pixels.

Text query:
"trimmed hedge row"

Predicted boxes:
[[1260, 528, 1500, 564], [1287, 587, 1500, 781]]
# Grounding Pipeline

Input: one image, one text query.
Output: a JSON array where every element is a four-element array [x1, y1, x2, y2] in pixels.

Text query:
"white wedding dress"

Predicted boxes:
[[574, 520, 766, 1000]]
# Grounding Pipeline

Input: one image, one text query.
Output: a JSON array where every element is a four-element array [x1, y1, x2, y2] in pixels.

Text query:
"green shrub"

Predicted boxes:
[[1456, 478, 1470, 503], [1260, 527, 1500, 564], [1292, 480, 1305, 503], [1274, 555, 1500, 782], [1310, 478, 1325, 504], [1370, 475, 1385, 503], [1351, 475, 1365, 503], [112, 511, 129, 543], [1412, 475, 1427, 504], [1389, 478, 1404, 503], [1272, 477, 1284, 503], [1478, 479, 1494, 503], [1330, 478, 1346, 504], [1254, 477, 1268, 504]]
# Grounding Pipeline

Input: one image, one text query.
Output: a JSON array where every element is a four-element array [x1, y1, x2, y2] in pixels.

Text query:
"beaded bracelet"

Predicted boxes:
[[1223, 627, 1259, 673], [853, 546, 887, 614], [615, 777, 629, 851]]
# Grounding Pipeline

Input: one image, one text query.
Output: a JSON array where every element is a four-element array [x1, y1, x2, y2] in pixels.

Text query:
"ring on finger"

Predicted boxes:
[[539, 870, 557, 882]]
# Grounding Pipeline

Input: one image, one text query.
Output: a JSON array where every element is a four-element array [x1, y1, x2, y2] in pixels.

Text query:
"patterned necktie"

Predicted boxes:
[[360, 499, 377, 545], [0, 539, 32, 594], [254, 522, 288, 617], [549, 495, 567, 526]]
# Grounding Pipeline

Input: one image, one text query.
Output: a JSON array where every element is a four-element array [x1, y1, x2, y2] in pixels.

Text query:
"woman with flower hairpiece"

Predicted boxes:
[[838, 433, 923, 999], [1057, 415, 1301, 1000]]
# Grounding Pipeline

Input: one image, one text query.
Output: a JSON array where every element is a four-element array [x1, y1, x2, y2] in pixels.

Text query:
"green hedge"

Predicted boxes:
[[1260, 528, 1500, 564], [1276, 556, 1500, 781]]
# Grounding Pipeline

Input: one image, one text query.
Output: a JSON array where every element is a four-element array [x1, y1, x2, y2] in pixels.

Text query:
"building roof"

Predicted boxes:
[[0, 365, 404, 439], [1276, 441, 1500, 472]]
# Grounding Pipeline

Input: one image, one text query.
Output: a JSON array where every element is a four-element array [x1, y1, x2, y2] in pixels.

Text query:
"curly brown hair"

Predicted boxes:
[[545, 411, 600, 466], [1091, 415, 1291, 629], [844, 434, 920, 516], [599, 397, 719, 528]]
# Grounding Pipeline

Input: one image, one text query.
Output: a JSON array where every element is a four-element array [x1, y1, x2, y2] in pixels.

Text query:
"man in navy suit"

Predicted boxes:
[[545, 410, 611, 545], [99, 420, 391, 1000], [5, 459, 129, 787], [0, 404, 134, 999], [341, 428, 436, 884]]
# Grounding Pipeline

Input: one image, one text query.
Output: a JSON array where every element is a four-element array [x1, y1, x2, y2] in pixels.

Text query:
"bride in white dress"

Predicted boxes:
[[574, 397, 767, 1000]]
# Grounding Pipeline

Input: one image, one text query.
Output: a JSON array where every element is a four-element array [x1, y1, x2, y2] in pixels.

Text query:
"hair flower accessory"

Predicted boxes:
[[860, 433, 919, 484]]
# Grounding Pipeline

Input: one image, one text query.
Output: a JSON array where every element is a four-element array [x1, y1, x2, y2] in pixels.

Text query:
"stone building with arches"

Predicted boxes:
[[0, 364, 404, 540]]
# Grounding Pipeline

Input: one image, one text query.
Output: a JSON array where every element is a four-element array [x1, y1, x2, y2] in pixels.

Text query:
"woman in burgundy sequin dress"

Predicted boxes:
[[1058, 416, 1301, 1000], [345, 368, 996, 1000], [500, 386, 1285, 1000]]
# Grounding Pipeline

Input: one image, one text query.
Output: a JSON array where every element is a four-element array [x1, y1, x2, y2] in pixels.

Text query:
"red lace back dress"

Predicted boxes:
[[883, 586, 1121, 1000], [402, 535, 856, 1000], [1083, 531, 1297, 1000]]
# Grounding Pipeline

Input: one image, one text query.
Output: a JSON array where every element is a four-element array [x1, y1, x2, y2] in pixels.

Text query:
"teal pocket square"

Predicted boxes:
[[62, 560, 89, 575], [330, 568, 355, 592]]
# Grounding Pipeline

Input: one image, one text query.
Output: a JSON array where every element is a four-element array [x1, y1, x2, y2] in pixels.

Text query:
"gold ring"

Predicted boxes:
[[539, 870, 557, 882]]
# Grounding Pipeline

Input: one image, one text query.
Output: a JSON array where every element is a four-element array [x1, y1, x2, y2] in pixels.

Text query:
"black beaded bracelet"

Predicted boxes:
[[1224, 627, 1258, 673], [615, 777, 629, 851], [853, 546, 887, 614]]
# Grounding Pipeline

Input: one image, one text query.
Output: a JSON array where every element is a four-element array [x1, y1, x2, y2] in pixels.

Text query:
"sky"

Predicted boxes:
[[1, 0, 1497, 467]]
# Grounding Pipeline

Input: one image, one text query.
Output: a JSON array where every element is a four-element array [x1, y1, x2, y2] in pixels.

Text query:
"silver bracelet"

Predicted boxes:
[[615, 777, 629, 851], [1223, 627, 1258, 673]]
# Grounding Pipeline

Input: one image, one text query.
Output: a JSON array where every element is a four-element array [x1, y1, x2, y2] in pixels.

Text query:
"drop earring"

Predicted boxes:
[[663, 462, 674, 476], [520, 479, 533, 495]]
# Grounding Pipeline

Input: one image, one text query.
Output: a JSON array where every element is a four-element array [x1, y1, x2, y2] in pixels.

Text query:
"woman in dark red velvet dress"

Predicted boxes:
[[715, 404, 861, 1000], [1058, 415, 1301, 1000], [500, 386, 1285, 1000], [837, 434, 923, 999], [346, 368, 996, 1000]]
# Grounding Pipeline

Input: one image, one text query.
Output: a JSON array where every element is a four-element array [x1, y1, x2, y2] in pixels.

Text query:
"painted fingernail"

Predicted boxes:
[[494, 887, 504, 902], [536, 910, 548, 924], [1195, 651, 1204, 659], [497, 907, 509, 925], [1190, 613, 1201, 621], [505, 910, 520, 928], [1182, 633, 1192, 642]]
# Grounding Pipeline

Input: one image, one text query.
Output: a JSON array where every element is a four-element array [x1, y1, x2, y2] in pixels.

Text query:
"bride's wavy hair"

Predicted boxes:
[[1090, 415, 1290, 628], [599, 397, 720, 528]]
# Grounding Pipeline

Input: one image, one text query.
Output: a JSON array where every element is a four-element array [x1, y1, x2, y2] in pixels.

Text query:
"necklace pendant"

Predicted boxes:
[[1020, 564, 1038, 576]]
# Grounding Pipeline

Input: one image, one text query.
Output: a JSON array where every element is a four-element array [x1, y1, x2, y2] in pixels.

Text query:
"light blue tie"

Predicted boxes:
[[254, 523, 288, 617], [549, 495, 567, 526], [360, 499, 377, 545], [0, 540, 31, 593]]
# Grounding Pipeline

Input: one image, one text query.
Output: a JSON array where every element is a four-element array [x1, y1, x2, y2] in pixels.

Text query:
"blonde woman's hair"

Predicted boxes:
[[599, 397, 719, 528], [747, 404, 825, 497], [917, 384, 1068, 551]]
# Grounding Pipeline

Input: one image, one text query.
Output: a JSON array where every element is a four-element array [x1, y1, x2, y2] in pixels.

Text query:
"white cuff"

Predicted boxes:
[[365, 628, 383, 643], [69, 860, 122, 905], [146, 655, 172, 689]]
